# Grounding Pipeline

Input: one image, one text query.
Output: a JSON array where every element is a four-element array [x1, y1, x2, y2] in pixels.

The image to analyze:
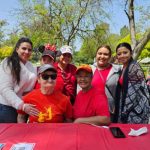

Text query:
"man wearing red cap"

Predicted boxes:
[[73, 64, 110, 125]]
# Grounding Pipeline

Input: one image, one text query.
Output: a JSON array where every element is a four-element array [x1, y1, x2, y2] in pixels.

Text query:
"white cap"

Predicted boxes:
[[60, 45, 73, 56]]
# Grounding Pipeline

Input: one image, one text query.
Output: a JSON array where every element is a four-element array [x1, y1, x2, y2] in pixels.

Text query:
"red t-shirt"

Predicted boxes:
[[119, 76, 123, 86], [73, 87, 110, 119], [91, 66, 112, 95], [19, 89, 73, 123]]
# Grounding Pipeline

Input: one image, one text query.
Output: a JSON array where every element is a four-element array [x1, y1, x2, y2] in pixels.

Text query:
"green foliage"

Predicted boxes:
[[77, 37, 97, 64], [0, 46, 13, 60], [120, 25, 130, 38], [1, 0, 150, 64], [139, 41, 150, 59], [4, 0, 109, 48], [76, 22, 121, 64], [116, 32, 150, 59]]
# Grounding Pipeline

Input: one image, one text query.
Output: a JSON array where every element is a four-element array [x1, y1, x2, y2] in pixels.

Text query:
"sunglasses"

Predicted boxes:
[[41, 74, 57, 80]]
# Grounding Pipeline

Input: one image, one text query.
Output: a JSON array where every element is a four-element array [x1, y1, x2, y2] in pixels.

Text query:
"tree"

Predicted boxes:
[[76, 22, 120, 64], [0, 46, 13, 60], [120, 25, 130, 38], [12, 0, 110, 48], [125, 0, 150, 59], [0, 20, 7, 46]]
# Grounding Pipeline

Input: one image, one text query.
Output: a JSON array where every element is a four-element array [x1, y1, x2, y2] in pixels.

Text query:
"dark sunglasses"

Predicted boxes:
[[41, 74, 57, 80]]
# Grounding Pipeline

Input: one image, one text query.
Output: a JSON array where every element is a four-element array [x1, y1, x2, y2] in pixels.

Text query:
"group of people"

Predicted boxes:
[[0, 37, 150, 125]]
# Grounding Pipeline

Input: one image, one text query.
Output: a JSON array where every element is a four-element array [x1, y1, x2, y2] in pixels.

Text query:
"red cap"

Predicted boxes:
[[42, 50, 55, 60], [76, 64, 92, 74]]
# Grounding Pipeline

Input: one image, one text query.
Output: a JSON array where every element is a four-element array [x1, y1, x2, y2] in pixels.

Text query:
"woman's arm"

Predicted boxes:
[[0, 60, 23, 109]]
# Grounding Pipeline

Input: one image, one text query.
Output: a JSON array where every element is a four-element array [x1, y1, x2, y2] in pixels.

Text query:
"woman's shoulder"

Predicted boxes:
[[1, 58, 8, 66], [111, 64, 122, 71], [24, 61, 37, 73], [128, 60, 145, 78], [25, 61, 35, 68], [0, 58, 11, 73], [68, 63, 77, 69], [129, 60, 141, 69], [67, 63, 77, 73]]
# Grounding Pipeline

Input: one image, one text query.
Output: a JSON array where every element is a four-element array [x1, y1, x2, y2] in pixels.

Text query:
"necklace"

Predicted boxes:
[[97, 63, 111, 70]]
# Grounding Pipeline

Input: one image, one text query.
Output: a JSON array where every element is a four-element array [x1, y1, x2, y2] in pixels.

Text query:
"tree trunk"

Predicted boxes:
[[128, 0, 137, 49], [133, 29, 150, 59], [126, 0, 150, 60]]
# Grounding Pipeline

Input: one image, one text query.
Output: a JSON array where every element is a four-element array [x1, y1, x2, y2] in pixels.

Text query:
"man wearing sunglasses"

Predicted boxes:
[[17, 64, 73, 123]]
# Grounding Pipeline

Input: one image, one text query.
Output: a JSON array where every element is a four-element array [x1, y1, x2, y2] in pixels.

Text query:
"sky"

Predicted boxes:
[[0, 0, 149, 38], [0, 0, 20, 34]]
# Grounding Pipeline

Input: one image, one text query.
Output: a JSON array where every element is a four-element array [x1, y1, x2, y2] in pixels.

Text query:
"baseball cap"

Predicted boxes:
[[60, 45, 73, 56], [42, 50, 55, 60], [76, 64, 92, 74], [38, 64, 57, 75]]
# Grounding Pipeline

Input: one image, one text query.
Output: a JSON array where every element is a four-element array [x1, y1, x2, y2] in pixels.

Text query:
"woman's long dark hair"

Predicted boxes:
[[7, 37, 33, 84]]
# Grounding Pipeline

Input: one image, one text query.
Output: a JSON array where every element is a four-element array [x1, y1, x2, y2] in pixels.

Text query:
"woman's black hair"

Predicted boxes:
[[7, 37, 33, 84], [116, 42, 132, 53]]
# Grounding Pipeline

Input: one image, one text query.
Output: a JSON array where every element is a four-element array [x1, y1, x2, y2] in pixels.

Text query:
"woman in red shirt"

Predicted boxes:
[[91, 45, 121, 121], [54, 45, 77, 104]]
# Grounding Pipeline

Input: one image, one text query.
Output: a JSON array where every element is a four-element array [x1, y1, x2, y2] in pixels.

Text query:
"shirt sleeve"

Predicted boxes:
[[0, 60, 23, 109]]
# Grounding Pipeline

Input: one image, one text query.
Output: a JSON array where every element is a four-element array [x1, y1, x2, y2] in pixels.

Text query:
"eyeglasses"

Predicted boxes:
[[41, 74, 57, 80]]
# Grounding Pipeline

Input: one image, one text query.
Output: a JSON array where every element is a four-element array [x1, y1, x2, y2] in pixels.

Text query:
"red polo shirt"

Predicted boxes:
[[73, 87, 110, 119]]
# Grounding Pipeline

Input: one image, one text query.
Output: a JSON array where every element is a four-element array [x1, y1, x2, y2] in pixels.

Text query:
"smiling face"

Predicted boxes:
[[96, 47, 111, 68], [59, 53, 72, 66], [116, 46, 132, 66], [76, 70, 92, 92], [16, 42, 32, 64]]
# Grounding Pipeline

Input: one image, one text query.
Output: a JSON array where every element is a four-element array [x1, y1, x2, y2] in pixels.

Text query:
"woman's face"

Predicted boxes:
[[96, 47, 111, 68], [16, 42, 32, 64], [116, 47, 132, 66], [59, 53, 72, 66]]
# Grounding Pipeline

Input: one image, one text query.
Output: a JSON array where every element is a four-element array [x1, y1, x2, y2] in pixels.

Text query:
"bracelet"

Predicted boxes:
[[18, 102, 24, 110]]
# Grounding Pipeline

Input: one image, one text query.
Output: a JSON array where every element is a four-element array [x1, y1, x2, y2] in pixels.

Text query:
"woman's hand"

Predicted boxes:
[[23, 104, 39, 116]]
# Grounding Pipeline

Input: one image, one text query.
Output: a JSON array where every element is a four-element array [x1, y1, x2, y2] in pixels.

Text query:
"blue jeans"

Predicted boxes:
[[0, 104, 17, 123]]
